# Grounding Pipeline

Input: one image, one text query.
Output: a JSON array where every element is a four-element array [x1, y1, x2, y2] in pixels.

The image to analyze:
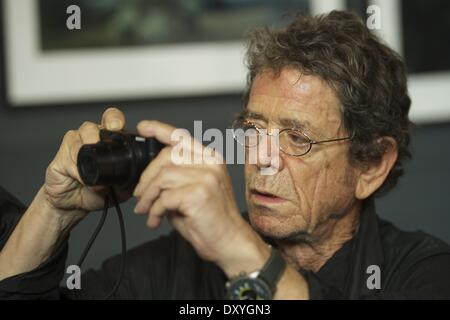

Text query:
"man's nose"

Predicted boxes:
[[255, 130, 283, 174]]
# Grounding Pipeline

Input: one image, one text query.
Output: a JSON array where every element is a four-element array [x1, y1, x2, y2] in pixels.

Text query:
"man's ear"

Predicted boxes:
[[355, 137, 398, 200]]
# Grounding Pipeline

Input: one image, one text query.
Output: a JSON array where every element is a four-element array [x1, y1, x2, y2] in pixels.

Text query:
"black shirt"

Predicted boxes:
[[1, 186, 450, 300]]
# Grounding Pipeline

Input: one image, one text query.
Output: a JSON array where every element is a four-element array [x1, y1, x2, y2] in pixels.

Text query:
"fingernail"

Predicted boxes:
[[108, 120, 121, 130], [133, 186, 141, 197], [143, 127, 154, 136]]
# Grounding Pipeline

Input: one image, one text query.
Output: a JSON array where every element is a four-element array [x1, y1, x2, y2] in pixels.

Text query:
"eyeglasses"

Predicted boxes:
[[231, 118, 354, 157]]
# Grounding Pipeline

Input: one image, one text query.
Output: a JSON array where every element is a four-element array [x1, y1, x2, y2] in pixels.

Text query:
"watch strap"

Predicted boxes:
[[258, 247, 286, 295]]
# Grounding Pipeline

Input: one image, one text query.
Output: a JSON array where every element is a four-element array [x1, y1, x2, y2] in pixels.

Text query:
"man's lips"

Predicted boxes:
[[250, 189, 286, 204]]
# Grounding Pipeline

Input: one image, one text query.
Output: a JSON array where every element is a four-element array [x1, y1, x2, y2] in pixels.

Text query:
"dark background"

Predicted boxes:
[[0, 71, 449, 271]]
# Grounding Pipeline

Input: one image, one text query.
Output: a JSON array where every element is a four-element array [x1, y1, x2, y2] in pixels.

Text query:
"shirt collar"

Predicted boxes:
[[305, 198, 385, 298], [345, 198, 384, 298]]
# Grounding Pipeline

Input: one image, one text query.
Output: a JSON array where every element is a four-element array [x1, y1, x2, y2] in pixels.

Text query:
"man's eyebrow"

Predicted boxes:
[[238, 110, 320, 136], [237, 110, 267, 122], [279, 118, 313, 131]]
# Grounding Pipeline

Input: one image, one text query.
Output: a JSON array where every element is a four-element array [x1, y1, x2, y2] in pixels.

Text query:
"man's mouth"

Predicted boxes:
[[250, 189, 285, 204]]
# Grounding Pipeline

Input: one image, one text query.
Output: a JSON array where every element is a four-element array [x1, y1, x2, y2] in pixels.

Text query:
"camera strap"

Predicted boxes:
[[76, 187, 127, 300]]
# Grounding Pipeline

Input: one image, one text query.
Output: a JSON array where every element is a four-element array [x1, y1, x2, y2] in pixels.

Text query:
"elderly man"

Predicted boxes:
[[1, 11, 449, 300]]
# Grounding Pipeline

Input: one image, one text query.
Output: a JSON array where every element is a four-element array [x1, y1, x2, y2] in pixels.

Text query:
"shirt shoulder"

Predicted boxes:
[[378, 217, 450, 263], [376, 217, 450, 297]]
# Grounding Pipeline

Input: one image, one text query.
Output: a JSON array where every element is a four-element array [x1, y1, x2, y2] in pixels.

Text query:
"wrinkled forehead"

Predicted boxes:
[[247, 68, 344, 137]]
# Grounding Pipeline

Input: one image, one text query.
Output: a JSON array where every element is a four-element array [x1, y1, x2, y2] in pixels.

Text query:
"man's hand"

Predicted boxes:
[[44, 107, 126, 214], [133, 120, 270, 277], [0, 107, 128, 280]]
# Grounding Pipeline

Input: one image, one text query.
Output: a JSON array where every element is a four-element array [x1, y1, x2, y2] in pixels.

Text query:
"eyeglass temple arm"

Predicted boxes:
[[310, 132, 355, 145]]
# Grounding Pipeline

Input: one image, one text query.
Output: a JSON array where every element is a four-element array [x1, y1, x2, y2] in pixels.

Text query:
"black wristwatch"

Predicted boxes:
[[226, 246, 286, 300]]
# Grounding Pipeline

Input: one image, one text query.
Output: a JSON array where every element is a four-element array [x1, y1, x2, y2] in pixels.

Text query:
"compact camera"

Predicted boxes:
[[77, 130, 164, 190]]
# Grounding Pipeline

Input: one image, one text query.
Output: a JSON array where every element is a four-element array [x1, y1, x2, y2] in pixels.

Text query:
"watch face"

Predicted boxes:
[[227, 277, 272, 300]]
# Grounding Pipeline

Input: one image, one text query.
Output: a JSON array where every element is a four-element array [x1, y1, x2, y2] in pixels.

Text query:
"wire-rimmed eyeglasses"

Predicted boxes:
[[231, 118, 354, 157]]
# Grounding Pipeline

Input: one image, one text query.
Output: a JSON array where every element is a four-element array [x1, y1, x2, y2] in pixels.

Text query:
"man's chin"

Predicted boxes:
[[249, 210, 310, 243]]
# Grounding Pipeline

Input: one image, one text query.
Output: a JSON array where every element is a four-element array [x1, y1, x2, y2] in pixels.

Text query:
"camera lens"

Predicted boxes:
[[77, 130, 163, 189], [77, 139, 132, 187], [78, 150, 100, 185]]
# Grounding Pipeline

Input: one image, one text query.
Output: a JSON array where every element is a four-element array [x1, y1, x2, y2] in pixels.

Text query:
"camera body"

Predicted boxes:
[[77, 130, 164, 190]]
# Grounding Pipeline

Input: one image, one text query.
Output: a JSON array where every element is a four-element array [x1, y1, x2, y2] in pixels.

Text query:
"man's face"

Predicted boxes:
[[244, 68, 358, 242]]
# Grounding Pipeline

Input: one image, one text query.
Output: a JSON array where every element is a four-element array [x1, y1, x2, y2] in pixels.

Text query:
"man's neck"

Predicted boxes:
[[276, 202, 361, 273]]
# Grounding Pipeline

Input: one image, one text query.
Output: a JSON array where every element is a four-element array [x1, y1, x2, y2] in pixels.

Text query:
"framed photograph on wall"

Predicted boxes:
[[1, 0, 449, 124], [1, 0, 310, 107]]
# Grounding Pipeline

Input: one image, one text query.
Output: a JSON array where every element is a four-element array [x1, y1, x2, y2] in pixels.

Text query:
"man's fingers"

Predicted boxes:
[[146, 189, 186, 229], [133, 146, 172, 197], [137, 120, 201, 150], [134, 166, 199, 214], [78, 121, 100, 144], [146, 190, 175, 228], [134, 166, 185, 214], [57, 129, 84, 184], [133, 146, 221, 198], [101, 107, 126, 131]]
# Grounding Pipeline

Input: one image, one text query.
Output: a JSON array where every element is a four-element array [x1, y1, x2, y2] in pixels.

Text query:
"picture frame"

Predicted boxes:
[[1, 0, 449, 124], [1, 0, 248, 107]]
